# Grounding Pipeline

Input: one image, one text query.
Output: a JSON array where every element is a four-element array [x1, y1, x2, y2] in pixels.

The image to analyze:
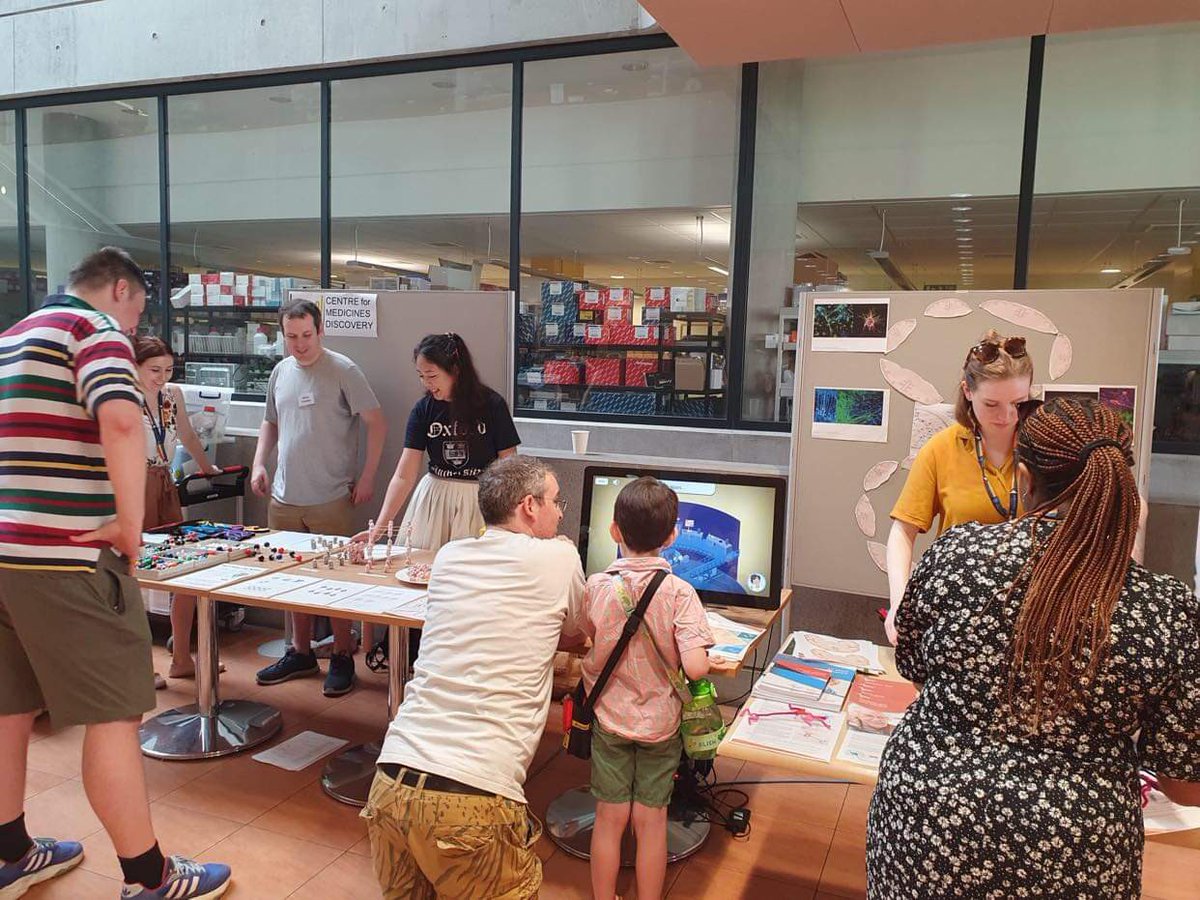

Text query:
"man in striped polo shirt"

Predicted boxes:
[[0, 248, 231, 899]]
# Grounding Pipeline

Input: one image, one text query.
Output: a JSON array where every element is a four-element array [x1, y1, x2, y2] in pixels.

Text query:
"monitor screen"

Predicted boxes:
[[578, 466, 787, 610]]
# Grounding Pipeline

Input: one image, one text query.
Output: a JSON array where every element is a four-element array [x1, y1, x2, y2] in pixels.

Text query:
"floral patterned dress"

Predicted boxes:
[[867, 519, 1200, 899]]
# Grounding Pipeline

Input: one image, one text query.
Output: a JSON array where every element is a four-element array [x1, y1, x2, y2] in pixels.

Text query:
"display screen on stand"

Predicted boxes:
[[579, 467, 786, 610]]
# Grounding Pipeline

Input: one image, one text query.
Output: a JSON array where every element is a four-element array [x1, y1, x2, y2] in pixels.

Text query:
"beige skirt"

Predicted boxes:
[[400, 474, 484, 552]]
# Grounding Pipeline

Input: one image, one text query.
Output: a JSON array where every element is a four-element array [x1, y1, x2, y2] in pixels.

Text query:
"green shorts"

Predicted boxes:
[[0, 550, 156, 728], [590, 722, 682, 808]]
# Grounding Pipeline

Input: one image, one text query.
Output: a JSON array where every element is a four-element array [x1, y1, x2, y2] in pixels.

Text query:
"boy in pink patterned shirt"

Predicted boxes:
[[577, 477, 713, 900]]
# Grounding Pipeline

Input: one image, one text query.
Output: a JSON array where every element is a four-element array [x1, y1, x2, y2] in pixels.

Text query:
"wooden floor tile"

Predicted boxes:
[[252, 780, 369, 851], [77, 801, 241, 880], [200, 825, 341, 900], [287, 849, 383, 899]]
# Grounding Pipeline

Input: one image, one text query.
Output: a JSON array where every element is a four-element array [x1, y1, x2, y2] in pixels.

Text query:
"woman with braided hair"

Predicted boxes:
[[867, 398, 1200, 899]]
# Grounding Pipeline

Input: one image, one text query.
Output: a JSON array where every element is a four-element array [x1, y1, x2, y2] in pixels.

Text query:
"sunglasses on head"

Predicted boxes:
[[965, 336, 1027, 368]]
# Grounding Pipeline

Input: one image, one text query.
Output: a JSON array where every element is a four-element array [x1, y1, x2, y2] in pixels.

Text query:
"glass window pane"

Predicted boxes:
[[519, 48, 739, 421], [745, 42, 1029, 424], [25, 98, 161, 332], [168, 84, 321, 395], [331, 65, 511, 297], [1029, 24, 1200, 453], [0, 112, 19, 331]]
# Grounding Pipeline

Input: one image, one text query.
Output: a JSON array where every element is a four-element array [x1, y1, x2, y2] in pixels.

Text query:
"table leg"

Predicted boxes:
[[321, 623, 409, 806], [139, 594, 283, 760]]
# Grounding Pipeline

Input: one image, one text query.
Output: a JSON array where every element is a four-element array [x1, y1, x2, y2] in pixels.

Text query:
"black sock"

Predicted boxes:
[[0, 814, 33, 864], [118, 843, 166, 889]]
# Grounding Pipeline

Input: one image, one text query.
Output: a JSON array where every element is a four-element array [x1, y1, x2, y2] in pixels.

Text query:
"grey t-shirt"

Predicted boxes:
[[265, 349, 380, 506]]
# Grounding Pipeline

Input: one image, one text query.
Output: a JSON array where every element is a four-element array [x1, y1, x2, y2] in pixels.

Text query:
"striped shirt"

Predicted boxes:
[[0, 295, 141, 571]]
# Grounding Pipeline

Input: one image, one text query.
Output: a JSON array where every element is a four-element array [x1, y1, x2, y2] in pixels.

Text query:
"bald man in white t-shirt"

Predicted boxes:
[[362, 455, 584, 900]]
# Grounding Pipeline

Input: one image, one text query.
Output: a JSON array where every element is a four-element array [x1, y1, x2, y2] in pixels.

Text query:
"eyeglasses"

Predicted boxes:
[[965, 336, 1027, 368], [535, 496, 567, 512]]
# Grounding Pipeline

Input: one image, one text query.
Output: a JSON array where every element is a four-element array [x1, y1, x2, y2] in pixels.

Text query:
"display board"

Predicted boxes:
[[787, 289, 1162, 598], [290, 289, 515, 533]]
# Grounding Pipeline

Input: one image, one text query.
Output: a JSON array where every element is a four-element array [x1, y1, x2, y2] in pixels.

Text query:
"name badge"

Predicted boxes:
[[298, 392, 316, 408]]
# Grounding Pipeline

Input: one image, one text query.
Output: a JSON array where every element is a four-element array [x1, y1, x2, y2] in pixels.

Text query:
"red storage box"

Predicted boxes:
[[585, 357, 622, 386], [543, 360, 581, 385], [579, 289, 605, 311], [605, 287, 634, 307], [603, 323, 635, 345], [624, 359, 658, 387], [644, 287, 669, 308], [583, 324, 607, 345], [629, 324, 663, 346], [603, 305, 633, 325]]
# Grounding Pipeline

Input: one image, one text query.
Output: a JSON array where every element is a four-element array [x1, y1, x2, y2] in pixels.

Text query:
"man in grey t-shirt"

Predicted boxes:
[[251, 298, 386, 697]]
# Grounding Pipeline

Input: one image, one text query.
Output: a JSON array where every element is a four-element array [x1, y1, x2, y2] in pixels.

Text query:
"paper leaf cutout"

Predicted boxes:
[[867, 541, 888, 572], [1049, 333, 1073, 381], [880, 359, 943, 405], [924, 297, 972, 318], [855, 493, 877, 538], [901, 454, 916, 470], [908, 403, 957, 460], [886, 319, 917, 353], [979, 299, 1058, 335], [863, 460, 899, 492]]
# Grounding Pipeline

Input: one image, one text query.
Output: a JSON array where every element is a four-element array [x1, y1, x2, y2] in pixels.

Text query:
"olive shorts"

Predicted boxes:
[[590, 721, 683, 808], [362, 767, 542, 900], [0, 549, 156, 728]]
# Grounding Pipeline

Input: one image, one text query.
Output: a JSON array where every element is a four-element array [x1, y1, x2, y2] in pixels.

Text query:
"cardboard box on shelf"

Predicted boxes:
[[1166, 335, 1200, 351], [644, 287, 669, 309], [579, 289, 605, 311], [630, 324, 664, 346], [641, 306, 663, 325], [604, 305, 632, 324], [517, 313, 537, 345], [583, 324, 607, 345], [624, 358, 658, 387], [544, 359, 582, 385], [582, 391, 657, 416], [1165, 311, 1200, 337], [674, 356, 706, 391], [606, 287, 634, 306], [201, 273, 220, 285], [519, 367, 545, 387], [603, 323, 636, 345], [219, 272, 235, 286], [585, 357, 623, 386], [670, 287, 700, 313]]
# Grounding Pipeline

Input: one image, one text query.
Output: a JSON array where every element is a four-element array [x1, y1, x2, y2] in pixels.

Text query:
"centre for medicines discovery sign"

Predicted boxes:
[[292, 291, 378, 337]]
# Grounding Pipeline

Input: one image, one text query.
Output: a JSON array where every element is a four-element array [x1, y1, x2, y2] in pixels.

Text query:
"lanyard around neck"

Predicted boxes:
[[143, 393, 169, 463], [973, 428, 1018, 520]]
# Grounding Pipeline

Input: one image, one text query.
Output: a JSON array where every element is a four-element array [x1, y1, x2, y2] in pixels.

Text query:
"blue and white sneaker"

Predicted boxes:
[[0, 837, 84, 899], [119, 855, 230, 900]]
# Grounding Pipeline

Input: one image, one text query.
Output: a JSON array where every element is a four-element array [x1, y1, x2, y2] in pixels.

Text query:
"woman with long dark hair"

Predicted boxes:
[[867, 398, 1200, 899], [360, 332, 520, 551]]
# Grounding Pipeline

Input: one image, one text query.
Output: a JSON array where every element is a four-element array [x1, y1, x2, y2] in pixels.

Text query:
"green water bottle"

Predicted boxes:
[[680, 678, 726, 760]]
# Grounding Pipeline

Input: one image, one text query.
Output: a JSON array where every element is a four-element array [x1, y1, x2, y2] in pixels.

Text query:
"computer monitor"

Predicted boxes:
[[578, 466, 787, 610]]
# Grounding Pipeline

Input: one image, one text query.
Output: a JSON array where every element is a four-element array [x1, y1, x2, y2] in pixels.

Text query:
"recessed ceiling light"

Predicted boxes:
[[956, 228, 972, 233], [957, 237, 973, 242], [953, 218, 972, 224], [952, 206, 973, 212], [1184, 239, 1199, 245], [0, 185, 5, 196], [610, 274, 625, 279], [707, 265, 729, 276], [1100, 267, 1122, 274]]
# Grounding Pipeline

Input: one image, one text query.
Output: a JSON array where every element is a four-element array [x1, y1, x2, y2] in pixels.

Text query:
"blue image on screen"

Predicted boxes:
[[662, 501, 745, 595]]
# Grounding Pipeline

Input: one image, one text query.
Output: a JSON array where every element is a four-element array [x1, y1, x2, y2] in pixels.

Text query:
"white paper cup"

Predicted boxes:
[[570, 430, 590, 454]]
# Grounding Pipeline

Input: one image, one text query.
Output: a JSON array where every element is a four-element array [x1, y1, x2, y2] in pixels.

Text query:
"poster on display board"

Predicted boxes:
[[291, 291, 378, 337]]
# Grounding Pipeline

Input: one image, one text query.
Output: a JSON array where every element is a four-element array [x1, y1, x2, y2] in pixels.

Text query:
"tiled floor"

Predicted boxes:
[[20, 624, 1200, 898]]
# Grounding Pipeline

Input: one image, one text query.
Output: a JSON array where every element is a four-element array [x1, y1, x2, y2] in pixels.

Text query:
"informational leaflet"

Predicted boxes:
[[274, 579, 373, 607], [789, 631, 885, 673], [161, 563, 262, 591], [706, 611, 764, 662], [252, 731, 349, 771], [330, 585, 426, 619], [835, 678, 919, 768], [220, 571, 323, 599], [727, 699, 845, 763]]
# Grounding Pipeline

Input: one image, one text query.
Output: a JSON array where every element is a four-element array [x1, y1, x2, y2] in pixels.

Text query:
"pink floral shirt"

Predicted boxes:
[[576, 556, 714, 743]]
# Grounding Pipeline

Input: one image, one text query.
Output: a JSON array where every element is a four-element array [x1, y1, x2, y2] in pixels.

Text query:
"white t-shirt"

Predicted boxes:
[[378, 527, 586, 803]]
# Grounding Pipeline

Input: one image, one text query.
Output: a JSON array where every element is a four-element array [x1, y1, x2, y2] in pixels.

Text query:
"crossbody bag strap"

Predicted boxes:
[[610, 571, 692, 705], [584, 569, 669, 710]]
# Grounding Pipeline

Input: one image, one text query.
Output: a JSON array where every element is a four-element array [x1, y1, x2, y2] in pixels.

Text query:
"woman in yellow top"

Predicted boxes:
[[884, 332, 1034, 644]]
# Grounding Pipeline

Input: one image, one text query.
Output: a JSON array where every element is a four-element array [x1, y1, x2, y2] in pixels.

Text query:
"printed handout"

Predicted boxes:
[[812, 387, 890, 443], [706, 611, 765, 663], [812, 299, 890, 353]]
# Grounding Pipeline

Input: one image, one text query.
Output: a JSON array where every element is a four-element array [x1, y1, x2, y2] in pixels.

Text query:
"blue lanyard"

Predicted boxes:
[[973, 428, 1018, 520]]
